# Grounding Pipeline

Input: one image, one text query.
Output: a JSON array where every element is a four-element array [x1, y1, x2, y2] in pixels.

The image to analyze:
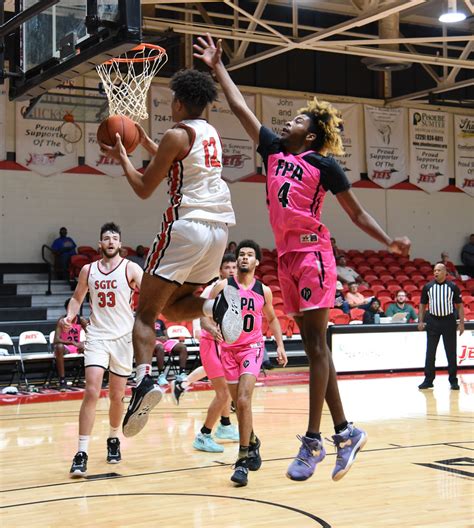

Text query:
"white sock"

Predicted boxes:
[[109, 426, 120, 439], [136, 363, 152, 385], [78, 435, 90, 454], [203, 299, 214, 317]]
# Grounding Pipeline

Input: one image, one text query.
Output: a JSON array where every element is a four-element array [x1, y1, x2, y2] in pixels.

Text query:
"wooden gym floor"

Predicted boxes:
[[1, 372, 473, 527]]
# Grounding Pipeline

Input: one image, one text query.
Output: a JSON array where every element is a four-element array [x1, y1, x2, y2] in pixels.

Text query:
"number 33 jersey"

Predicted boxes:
[[86, 259, 135, 340], [167, 119, 235, 226], [257, 125, 350, 257]]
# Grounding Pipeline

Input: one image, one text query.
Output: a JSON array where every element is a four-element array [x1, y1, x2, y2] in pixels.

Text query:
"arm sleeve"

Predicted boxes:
[[320, 157, 351, 195], [420, 285, 429, 305], [256, 126, 281, 164]]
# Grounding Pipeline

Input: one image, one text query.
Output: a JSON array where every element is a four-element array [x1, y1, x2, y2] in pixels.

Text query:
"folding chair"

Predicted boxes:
[[0, 332, 22, 386], [18, 331, 51, 388], [164, 325, 199, 375]]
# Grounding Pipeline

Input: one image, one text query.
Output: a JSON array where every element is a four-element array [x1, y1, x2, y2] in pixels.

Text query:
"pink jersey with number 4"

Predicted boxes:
[[257, 126, 351, 257], [220, 276, 265, 351]]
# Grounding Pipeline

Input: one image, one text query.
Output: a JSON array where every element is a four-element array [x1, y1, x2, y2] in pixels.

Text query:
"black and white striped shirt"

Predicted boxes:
[[420, 280, 462, 317]]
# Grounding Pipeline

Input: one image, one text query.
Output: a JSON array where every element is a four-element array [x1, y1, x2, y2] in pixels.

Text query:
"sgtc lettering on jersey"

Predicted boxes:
[[275, 159, 303, 181], [94, 279, 118, 289]]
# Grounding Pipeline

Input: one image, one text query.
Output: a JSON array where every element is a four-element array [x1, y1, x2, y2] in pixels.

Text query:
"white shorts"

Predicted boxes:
[[84, 332, 133, 377], [145, 219, 228, 285]]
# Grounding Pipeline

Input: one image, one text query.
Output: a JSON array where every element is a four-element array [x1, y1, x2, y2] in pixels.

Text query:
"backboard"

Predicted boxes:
[[5, 0, 142, 101]]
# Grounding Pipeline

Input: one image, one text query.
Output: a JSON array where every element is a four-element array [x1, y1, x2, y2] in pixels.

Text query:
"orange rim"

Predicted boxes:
[[102, 43, 167, 65]]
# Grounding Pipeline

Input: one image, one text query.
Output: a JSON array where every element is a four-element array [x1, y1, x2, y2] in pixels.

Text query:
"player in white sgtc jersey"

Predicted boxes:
[[63, 223, 143, 477], [100, 69, 243, 438]]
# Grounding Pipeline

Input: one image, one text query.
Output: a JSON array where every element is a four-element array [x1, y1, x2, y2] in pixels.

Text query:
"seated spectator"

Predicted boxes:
[[226, 240, 237, 254], [385, 290, 418, 322], [127, 245, 147, 269], [154, 318, 188, 387], [336, 255, 363, 285], [460, 234, 474, 277], [53, 298, 88, 391], [119, 247, 128, 258], [331, 237, 343, 258], [441, 251, 460, 279], [363, 298, 385, 324], [51, 227, 77, 279], [345, 282, 372, 309], [334, 281, 350, 314]]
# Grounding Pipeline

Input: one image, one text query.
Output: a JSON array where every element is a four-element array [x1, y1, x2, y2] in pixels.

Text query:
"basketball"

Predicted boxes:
[[97, 114, 140, 154]]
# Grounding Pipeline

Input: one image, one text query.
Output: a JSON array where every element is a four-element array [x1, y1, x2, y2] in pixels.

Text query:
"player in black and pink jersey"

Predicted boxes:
[[195, 34, 410, 482], [209, 240, 287, 486]]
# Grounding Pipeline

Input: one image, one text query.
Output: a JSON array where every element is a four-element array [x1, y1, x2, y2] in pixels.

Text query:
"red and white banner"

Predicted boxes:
[[334, 103, 364, 184], [0, 87, 6, 161], [15, 102, 82, 176], [150, 85, 173, 144], [208, 92, 256, 183], [454, 115, 474, 197], [409, 108, 450, 193], [364, 105, 408, 188], [261, 94, 307, 135]]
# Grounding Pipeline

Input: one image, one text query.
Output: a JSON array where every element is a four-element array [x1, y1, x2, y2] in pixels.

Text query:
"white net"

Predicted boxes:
[[96, 44, 168, 122]]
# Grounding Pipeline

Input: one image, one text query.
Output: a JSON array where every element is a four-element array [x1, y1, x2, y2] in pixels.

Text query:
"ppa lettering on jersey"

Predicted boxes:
[[275, 159, 303, 180], [94, 280, 117, 289]]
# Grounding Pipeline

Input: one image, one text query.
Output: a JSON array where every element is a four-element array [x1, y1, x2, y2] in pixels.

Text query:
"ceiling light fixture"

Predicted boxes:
[[439, 0, 466, 23]]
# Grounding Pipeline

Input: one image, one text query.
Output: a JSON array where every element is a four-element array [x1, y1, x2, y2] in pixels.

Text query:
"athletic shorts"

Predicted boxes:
[[220, 343, 264, 384], [145, 218, 228, 285], [64, 344, 79, 354], [200, 335, 224, 380], [278, 250, 337, 316], [156, 339, 180, 353], [84, 332, 133, 377]]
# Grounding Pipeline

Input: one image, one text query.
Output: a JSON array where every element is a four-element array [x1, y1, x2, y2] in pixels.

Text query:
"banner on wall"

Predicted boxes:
[[409, 108, 449, 193], [0, 87, 6, 161], [150, 85, 173, 144], [364, 105, 408, 188], [261, 94, 307, 135], [454, 115, 474, 197], [15, 101, 83, 176], [334, 103, 364, 184], [208, 92, 256, 183]]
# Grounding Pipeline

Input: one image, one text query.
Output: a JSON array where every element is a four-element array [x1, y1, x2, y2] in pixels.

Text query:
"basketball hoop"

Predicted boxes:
[[96, 44, 168, 122]]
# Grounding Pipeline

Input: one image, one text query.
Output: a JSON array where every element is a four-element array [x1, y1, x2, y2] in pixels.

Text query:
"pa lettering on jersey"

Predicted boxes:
[[275, 159, 303, 181], [241, 297, 255, 310], [94, 279, 118, 290]]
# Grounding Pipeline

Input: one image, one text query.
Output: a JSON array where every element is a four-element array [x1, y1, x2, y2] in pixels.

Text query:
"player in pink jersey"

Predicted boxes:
[[172, 253, 240, 453], [61, 223, 143, 477], [195, 34, 411, 482], [100, 69, 243, 438], [209, 240, 287, 486], [53, 298, 88, 391]]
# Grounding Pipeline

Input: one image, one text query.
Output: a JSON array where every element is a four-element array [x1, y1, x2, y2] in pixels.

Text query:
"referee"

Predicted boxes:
[[418, 263, 465, 390]]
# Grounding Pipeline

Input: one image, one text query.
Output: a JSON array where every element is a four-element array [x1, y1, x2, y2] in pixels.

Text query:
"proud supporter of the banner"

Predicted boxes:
[[454, 115, 474, 197]]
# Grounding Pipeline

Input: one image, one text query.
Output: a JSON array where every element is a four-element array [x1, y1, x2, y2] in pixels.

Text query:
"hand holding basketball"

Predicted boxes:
[[97, 115, 140, 154]]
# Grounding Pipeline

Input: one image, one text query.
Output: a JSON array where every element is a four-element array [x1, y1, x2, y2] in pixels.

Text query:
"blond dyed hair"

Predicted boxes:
[[298, 98, 344, 156]]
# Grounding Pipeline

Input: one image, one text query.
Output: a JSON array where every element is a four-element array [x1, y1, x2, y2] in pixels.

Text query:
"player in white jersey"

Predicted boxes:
[[100, 69, 243, 438], [63, 223, 143, 477]]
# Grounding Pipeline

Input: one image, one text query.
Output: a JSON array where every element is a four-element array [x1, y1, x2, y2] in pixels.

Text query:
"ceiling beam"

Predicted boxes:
[[387, 78, 474, 103], [445, 41, 474, 84], [234, 0, 268, 60]]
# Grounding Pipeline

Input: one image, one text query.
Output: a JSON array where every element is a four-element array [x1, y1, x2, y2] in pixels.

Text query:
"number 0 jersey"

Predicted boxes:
[[221, 276, 265, 351], [166, 119, 235, 226], [86, 259, 135, 340], [257, 126, 350, 257]]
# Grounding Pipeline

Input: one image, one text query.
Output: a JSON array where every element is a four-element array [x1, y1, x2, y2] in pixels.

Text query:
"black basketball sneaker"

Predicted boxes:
[[248, 436, 262, 471], [213, 285, 243, 344], [70, 451, 88, 478], [106, 437, 122, 463], [231, 457, 249, 487]]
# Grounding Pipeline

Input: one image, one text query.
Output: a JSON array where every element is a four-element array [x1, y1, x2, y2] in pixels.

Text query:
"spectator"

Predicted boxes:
[[362, 298, 385, 324], [330, 237, 343, 258], [440, 252, 460, 280], [345, 282, 372, 309], [227, 240, 237, 254], [51, 227, 77, 279], [154, 318, 188, 387], [336, 255, 363, 285], [334, 281, 350, 314], [461, 234, 474, 277], [119, 247, 128, 258], [53, 298, 88, 390], [127, 245, 147, 269], [385, 290, 418, 322]]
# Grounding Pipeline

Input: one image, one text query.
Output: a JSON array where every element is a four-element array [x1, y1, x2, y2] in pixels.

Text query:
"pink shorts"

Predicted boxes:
[[278, 250, 337, 316], [220, 343, 264, 383], [156, 339, 180, 353], [200, 336, 224, 380], [64, 344, 79, 354]]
